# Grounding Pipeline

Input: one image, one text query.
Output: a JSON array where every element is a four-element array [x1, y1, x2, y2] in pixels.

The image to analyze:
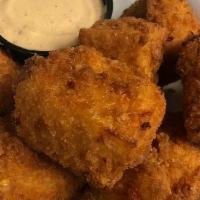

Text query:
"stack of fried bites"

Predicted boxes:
[[0, 0, 200, 199]]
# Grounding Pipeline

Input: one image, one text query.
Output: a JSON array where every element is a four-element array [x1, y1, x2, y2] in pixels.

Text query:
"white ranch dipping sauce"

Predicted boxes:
[[0, 0, 104, 51]]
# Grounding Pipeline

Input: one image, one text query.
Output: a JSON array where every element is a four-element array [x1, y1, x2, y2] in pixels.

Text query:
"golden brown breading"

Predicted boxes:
[[120, 0, 200, 85], [0, 119, 78, 200], [121, 0, 147, 18], [14, 46, 166, 188], [177, 36, 200, 144], [146, 0, 200, 56], [0, 49, 20, 115], [81, 114, 200, 200], [79, 17, 167, 82]]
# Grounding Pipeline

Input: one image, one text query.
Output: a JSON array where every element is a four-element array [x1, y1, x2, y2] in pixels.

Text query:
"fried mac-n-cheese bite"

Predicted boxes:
[[14, 46, 165, 188], [79, 17, 167, 82], [178, 36, 200, 144], [0, 119, 78, 200], [0, 49, 20, 115]]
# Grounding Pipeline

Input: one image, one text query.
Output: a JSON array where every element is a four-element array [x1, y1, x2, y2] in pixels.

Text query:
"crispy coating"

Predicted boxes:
[[14, 46, 166, 188], [120, 0, 200, 84], [177, 36, 200, 144], [79, 17, 167, 82], [121, 0, 147, 18], [0, 49, 20, 115], [81, 114, 200, 200], [0, 119, 78, 200], [146, 0, 200, 56], [120, 0, 198, 85]]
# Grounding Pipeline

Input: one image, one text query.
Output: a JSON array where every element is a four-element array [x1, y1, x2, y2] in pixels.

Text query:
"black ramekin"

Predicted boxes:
[[104, 0, 113, 18], [0, 0, 113, 61]]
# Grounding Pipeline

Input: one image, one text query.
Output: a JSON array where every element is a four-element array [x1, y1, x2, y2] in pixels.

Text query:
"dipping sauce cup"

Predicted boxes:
[[0, 0, 113, 60]]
